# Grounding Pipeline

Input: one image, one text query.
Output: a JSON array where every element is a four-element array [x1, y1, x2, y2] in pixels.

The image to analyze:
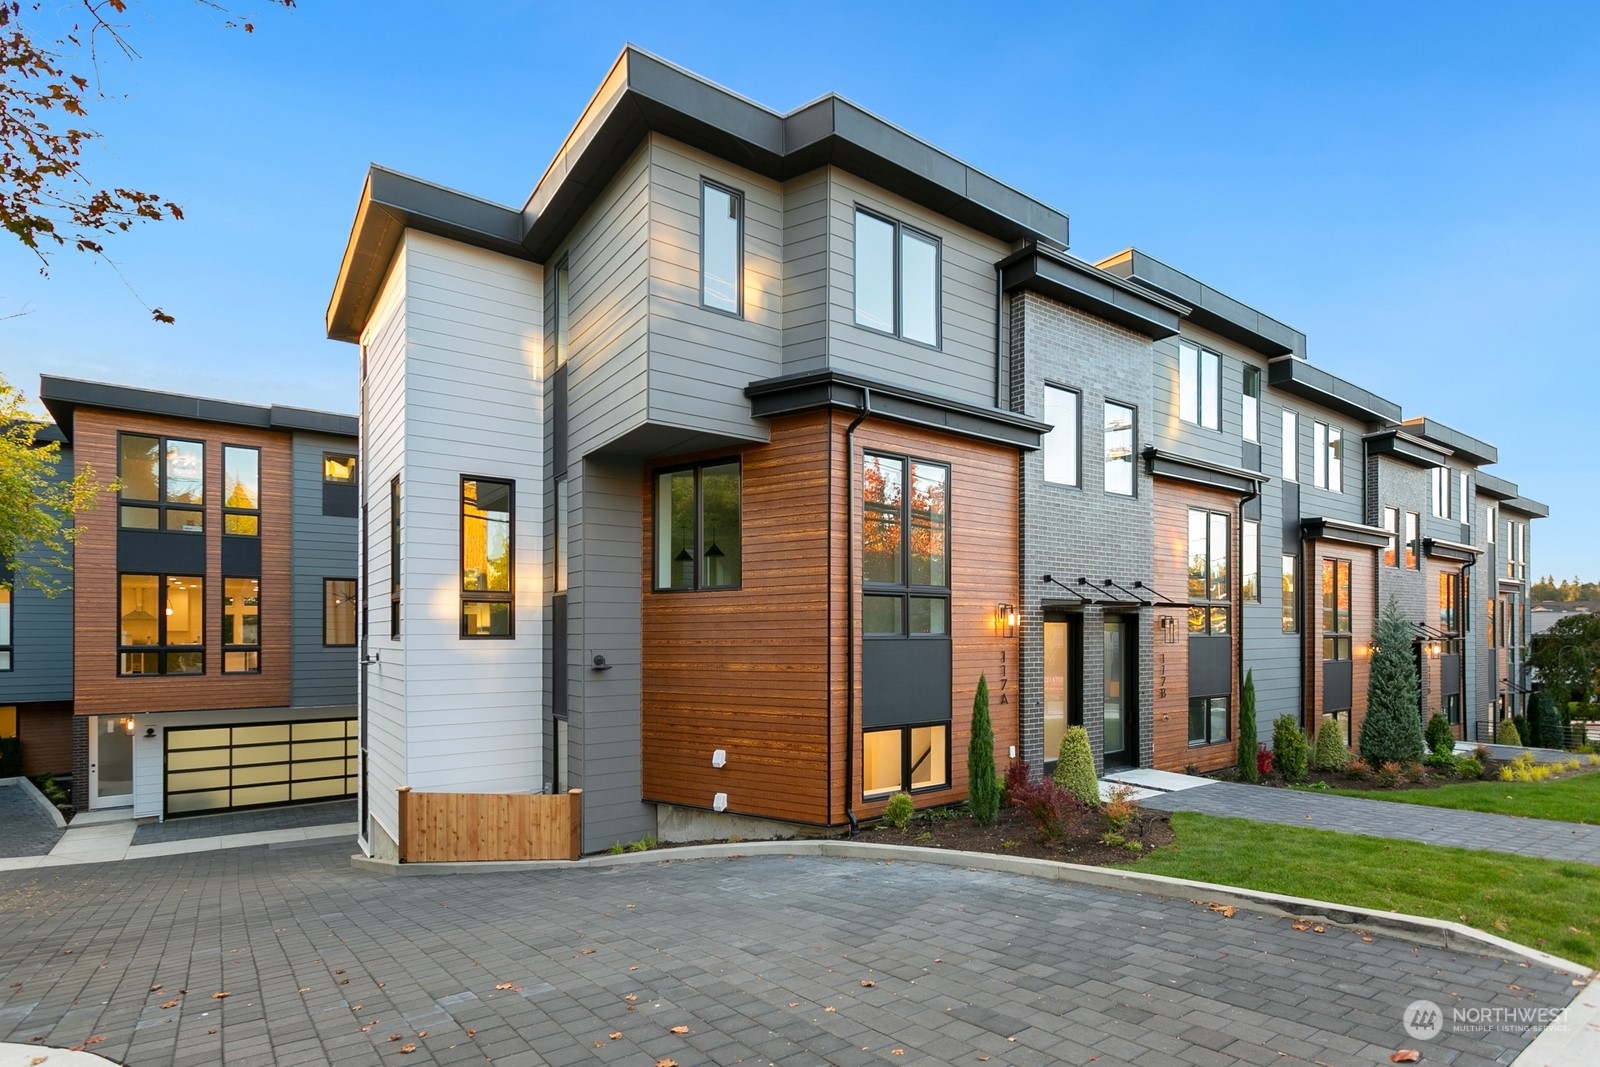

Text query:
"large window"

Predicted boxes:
[[1241, 365, 1260, 442], [323, 454, 357, 484], [461, 477, 513, 637], [1241, 520, 1259, 602], [655, 461, 741, 591], [0, 581, 11, 671], [1313, 422, 1342, 491], [222, 577, 260, 673], [700, 179, 743, 316], [1281, 554, 1298, 633], [119, 434, 204, 531], [1281, 410, 1298, 482], [1440, 572, 1459, 633], [1321, 559, 1352, 660], [853, 208, 940, 347], [388, 477, 400, 639], [1187, 509, 1229, 635], [119, 574, 204, 675], [223, 445, 260, 536], [323, 579, 356, 647], [863, 454, 948, 635], [1382, 506, 1399, 568], [1104, 401, 1135, 496], [1405, 511, 1420, 569], [1042, 385, 1079, 487], [1189, 697, 1229, 746], [863, 724, 948, 798], [1178, 342, 1220, 430]]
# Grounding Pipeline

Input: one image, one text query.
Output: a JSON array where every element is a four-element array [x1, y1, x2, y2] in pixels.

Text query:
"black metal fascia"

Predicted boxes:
[[745, 370, 1050, 451], [1503, 495, 1550, 519], [998, 246, 1185, 339], [1141, 446, 1265, 497], [1096, 248, 1306, 357], [1401, 417, 1499, 467], [1365, 428, 1450, 469], [1475, 471, 1518, 500], [1423, 537, 1481, 563], [269, 405, 360, 439], [39, 375, 356, 443], [1266, 357, 1402, 425], [1299, 516, 1392, 549]]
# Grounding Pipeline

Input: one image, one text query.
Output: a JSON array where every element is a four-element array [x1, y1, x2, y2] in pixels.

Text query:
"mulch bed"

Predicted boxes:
[[862, 804, 1173, 867]]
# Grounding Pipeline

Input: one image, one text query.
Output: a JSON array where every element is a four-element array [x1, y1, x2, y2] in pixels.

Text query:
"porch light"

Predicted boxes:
[[122, 716, 136, 734], [995, 603, 1016, 639]]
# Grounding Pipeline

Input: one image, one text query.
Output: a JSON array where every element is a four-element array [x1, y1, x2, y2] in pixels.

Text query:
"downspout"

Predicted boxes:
[[356, 354, 371, 854], [842, 388, 873, 837]]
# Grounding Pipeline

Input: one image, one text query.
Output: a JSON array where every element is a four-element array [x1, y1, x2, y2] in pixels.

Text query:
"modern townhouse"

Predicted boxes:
[[324, 47, 1548, 858], [15, 377, 360, 818]]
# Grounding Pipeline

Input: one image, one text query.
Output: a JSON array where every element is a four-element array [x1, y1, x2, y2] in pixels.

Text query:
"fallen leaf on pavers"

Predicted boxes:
[[593, 1041, 604, 1048], [211, 992, 230, 999], [669, 1025, 689, 1034], [30, 1057, 46, 1066], [160, 999, 180, 1009], [377, 982, 385, 988], [360, 1024, 374, 1033], [629, 966, 639, 972], [150, 984, 163, 992], [466, 1029, 477, 1038], [787, 1003, 799, 1008], [1574, 980, 1586, 987], [1509, 984, 1522, 991], [1207, 904, 1237, 919], [297, 987, 310, 993], [656, 1059, 678, 1067], [1291, 923, 1310, 931], [417, 1030, 427, 1038], [351, 1005, 362, 1011], [207, 1028, 217, 1035], [495, 983, 515, 990], [582, 949, 596, 955], [609, 1032, 623, 1040], [860, 980, 876, 988], [978, 1058, 990, 1062], [339, 979, 350, 985], [824, 1007, 836, 1013], [178, 989, 188, 995], [892, 1050, 904, 1055], [1390, 1051, 1420, 1063], [1361, 936, 1375, 943], [334, 969, 345, 975], [387, 1034, 402, 1042], [625, 993, 639, 1002], [625, 904, 636, 909], [399, 1044, 417, 1054], [1311, 925, 1326, 934]]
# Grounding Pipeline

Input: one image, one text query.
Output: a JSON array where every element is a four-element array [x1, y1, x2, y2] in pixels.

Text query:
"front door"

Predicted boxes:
[[90, 716, 134, 808], [1103, 616, 1138, 769]]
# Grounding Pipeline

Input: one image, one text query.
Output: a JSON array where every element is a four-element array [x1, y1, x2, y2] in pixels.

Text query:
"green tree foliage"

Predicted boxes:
[[1272, 716, 1309, 782], [1236, 669, 1258, 782], [966, 674, 1000, 824], [1532, 690, 1564, 750], [1530, 614, 1600, 706], [1425, 713, 1455, 757], [1360, 594, 1425, 765], [1497, 718, 1523, 747], [1311, 719, 1350, 773], [1, 374, 102, 594], [1053, 725, 1099, 809], [1532, 575, 1600, 603]]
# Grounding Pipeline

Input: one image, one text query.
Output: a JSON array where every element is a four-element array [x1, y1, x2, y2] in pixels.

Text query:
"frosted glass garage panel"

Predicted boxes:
[[163, 719, 356, 817]]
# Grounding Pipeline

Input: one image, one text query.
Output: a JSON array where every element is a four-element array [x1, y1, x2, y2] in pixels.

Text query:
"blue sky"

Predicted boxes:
[[4, 2, 1596, 579]]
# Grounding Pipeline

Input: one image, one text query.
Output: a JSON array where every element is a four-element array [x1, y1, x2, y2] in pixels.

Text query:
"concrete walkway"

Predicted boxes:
[[1143, 780, 1600, 865]]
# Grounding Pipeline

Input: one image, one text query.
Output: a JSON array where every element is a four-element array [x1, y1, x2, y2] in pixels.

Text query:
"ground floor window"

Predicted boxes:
[[1188, 696, 1229, 745], [863, 723, 948, 798], [1442, 693, 1460, 726]]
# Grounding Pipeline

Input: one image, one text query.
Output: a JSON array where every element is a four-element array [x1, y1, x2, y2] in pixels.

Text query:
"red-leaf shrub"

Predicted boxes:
[[1002, 758, 1033, 809], [1256, 743, 1274, 777], [1007, 776, 1085, 841]]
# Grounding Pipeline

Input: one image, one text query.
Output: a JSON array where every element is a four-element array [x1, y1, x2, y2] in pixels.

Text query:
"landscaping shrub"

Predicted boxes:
[[1001, 758, 1032, 808], [1255, 743, 1273, 778], [1498, 719, 1523, 747], [0, 737, 21, 777], [1236, 669, 1259, 783], [1403, 761, 1428, 784], [1360, 595, 1425, 765], [1534, 691, 1563, 751], [1312, 721, 1350, 773], [1424, 750, 1458, 774], [1473, 744, 1492, 763], [1345, 758, 1371, 780], [1054, 725, 1100, 809], [883, 792, 915, 830], [1512, 715, 1533, 748], [1101, 782, 1139, 833], [967, 674, 1000, 825], [1375, 761, 1402, 788], [1272, 716, 1310, 783], [1009, 777, 1085, 841], [1425, 713, 1455, 758], [1453, 757, 1483, 780]]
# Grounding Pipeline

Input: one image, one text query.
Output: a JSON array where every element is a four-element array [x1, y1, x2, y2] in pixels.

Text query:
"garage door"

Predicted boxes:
[[164, 719, 358, 816]]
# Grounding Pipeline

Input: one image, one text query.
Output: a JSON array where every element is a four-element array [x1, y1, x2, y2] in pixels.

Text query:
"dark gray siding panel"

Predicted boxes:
[[2, 447, 74, 702], [291, 430, 359, 708]]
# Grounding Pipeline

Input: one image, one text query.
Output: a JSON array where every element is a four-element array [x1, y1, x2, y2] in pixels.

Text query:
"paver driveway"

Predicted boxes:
[[0, 841, 1583, 1066]]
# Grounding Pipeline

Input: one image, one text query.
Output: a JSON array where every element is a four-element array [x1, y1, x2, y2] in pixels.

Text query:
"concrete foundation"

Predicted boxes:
[[654, 804, 837, 845]]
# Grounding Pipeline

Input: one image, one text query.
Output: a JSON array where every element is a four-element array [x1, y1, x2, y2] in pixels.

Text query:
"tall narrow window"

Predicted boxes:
[[1382, 506, 1399, 567], [1405, 511, 1420, 569], [1187, 509, 1230, 635], [655, 461, 742, 591], [1241, 365, 1260, 442], [222, 577, 260, 672], [323, 579, 356, 647], [461, 478, 514, 637], [1458, 472, 1469, 529], [1104, 401, 1135, 496], [1281, 554, 1298, 633], [1313, 422, 1327, 488], [223, 445, 260, 536], [1178, 342, 1220, 429], [1326, 426, 1342, 492], [700, 179, 743, 315], [1432, 467, 1451, 518], [0, 581, 11, 671], [1042, 385, 1079, 487], [119, 434, 204, 531], [1241, 520, 1259, 602], [1439, 572, 1458, 632], [1281, 410, 1298, 482], [853, 208, 940, 347], [1322, 559, 1352, 661], [554, 476, 568, 595], [119, 574, 204, 675], [389, 477, 400, 639]]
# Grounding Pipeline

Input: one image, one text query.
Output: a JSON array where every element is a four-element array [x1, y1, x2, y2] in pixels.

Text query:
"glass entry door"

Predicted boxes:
[[1043, 615, 1082, 769], [90, 716, 134, 808], [1103, 617, 1137, 768]]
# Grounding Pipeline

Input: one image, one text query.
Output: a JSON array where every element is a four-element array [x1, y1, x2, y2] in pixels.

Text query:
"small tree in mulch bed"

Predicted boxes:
[[1236, 670, 1259, 783], [1533, 690, 1564, 750], [1312, 720, 1350, 773], [1360, 594, 1425, 766], [967, 674, 1000, 825], [1272, 716, 1310, 783], [1054, 726, 1100, 809], [1498, 718, 1524, 747]]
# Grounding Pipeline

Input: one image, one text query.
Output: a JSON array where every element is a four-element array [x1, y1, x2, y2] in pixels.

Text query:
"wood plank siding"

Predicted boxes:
[[642, 410, 1020, 826], [71, 409, 293, 716]]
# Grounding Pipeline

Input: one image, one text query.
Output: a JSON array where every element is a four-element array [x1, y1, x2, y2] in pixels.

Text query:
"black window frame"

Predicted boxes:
[[1177, 342, 1221, 431], [1439, 571, 1459, 634], [322, 452, 358, 485], [118, 573, 206, 676], [1405, 511, 1420, 570], [1188, 695, 1230, 746], [1186, 508, 1231, 636], [1041, 383, 1081, 488], [323, 578, 357, 648], [1241, 519, 1259, 603], [117, 432, 206, 533], [1281, 553, 1299, 633], [699, 177, 744, 318], [851, 206, 943, 349], [221, 576, 261, 674], [652, 459, 743, 593], [1103, 399, 1137, 497], [222, 443, 261, 538], [459, 476, 515, 639], [862, 452, 950, 637], [1321, 558, 1352, 661], [862, 721, 951, 798], [389, 476, 400, 639], [1281, 409, 1298, 482], [1382, 506, 1399, 568], [1241, 365, 1261, 442]]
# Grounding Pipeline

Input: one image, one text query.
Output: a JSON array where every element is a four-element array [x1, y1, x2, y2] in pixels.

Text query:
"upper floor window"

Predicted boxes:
[[0, 580, 11, 671], [1506, 520, 1525, 579], [1405, 511, 1420, 569], [1281, 410, 1298, 482], [222, 577, 260, 672], [1458, 472, 1469, 527], [461, 478, 513, 638], [1322, 558, 1351, 660], [554, 477, 568, 595], [700, 179, 743, 316], [223, 445, 260, 536], [1431, 466, 1452, 518], [1104, 402, 1136, 496], [655, 460, 741, 592], [119, 574, 204, 675], [853, 208, 940, 347], [1178, 342, 1220, 430], [389, 477, 400, 638], [1281, 554, 1298, 633], [1187, 509, 1229, 635], [119, 434, 203, 531], [1241, 365, 1260, 442], [1439, 572, 1459, 633], [1382, 506, 1399, 568], [1042, 385, 1079, 487], [553, 260, 570, 368], [863, 453, 948, 636], [323, 454, 357, 484], [1241, 519, 1259, 602], [1312, 422, 1342, 491], [323, 579, 356, 647]]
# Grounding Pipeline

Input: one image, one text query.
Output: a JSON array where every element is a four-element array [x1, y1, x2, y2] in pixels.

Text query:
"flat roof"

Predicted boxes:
[[1096, 248, 1305, 358], [1401, 417, 1498, 467], [40, 376, 358, 443], [1267, 356, 1402, 425]]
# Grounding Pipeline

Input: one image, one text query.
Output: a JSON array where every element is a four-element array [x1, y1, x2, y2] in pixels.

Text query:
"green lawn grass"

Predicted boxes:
[[1323, 767, 1600, 824], [1130, 812, 1600, 967]]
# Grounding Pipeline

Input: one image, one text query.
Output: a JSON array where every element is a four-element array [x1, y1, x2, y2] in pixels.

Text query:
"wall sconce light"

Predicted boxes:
[[1158, 615, 1178, 644], [995, 603, 1016, 638], [591, 654, 613, 672], [144, 727, 156, 739], [121, 716, 136, 734]]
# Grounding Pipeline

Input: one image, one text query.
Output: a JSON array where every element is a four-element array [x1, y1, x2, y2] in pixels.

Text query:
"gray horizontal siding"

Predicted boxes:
[[1, 445, 74, 703], [291, 431, 359, 708]]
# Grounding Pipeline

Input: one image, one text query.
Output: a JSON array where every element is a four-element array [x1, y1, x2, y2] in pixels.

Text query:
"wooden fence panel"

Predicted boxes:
[[397, 787, 583, 862]]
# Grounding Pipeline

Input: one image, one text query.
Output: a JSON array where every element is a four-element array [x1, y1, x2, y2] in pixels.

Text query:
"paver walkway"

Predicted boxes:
[[1143, 781, 1600, 865], [130, 799, 356, 845], [0, 783, 62, 859], [0, 841, 1584, 1067]]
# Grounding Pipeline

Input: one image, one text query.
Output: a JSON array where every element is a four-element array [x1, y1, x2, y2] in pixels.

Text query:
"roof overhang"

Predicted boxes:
[[40, 375, 358, 442], [1141, 447, 1265, 496], [1423, 537, 1481, 563], [1365, 428, 1450, 469], [1401, 417, 1498, 466], [1504, 496, 1550, 519], [745, 370, 1049, 451], [1267, 356, 1402, 425], [999, 245, 1185, 339], [1096, 248, 1305, 357], [1476, 471, 1517, 500], [328, 46, 1071, 343], [1300, 517, 1392, 549]]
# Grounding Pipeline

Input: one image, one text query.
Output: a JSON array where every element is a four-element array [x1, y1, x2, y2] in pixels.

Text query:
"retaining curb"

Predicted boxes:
[[0, 776, 67, 829]]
